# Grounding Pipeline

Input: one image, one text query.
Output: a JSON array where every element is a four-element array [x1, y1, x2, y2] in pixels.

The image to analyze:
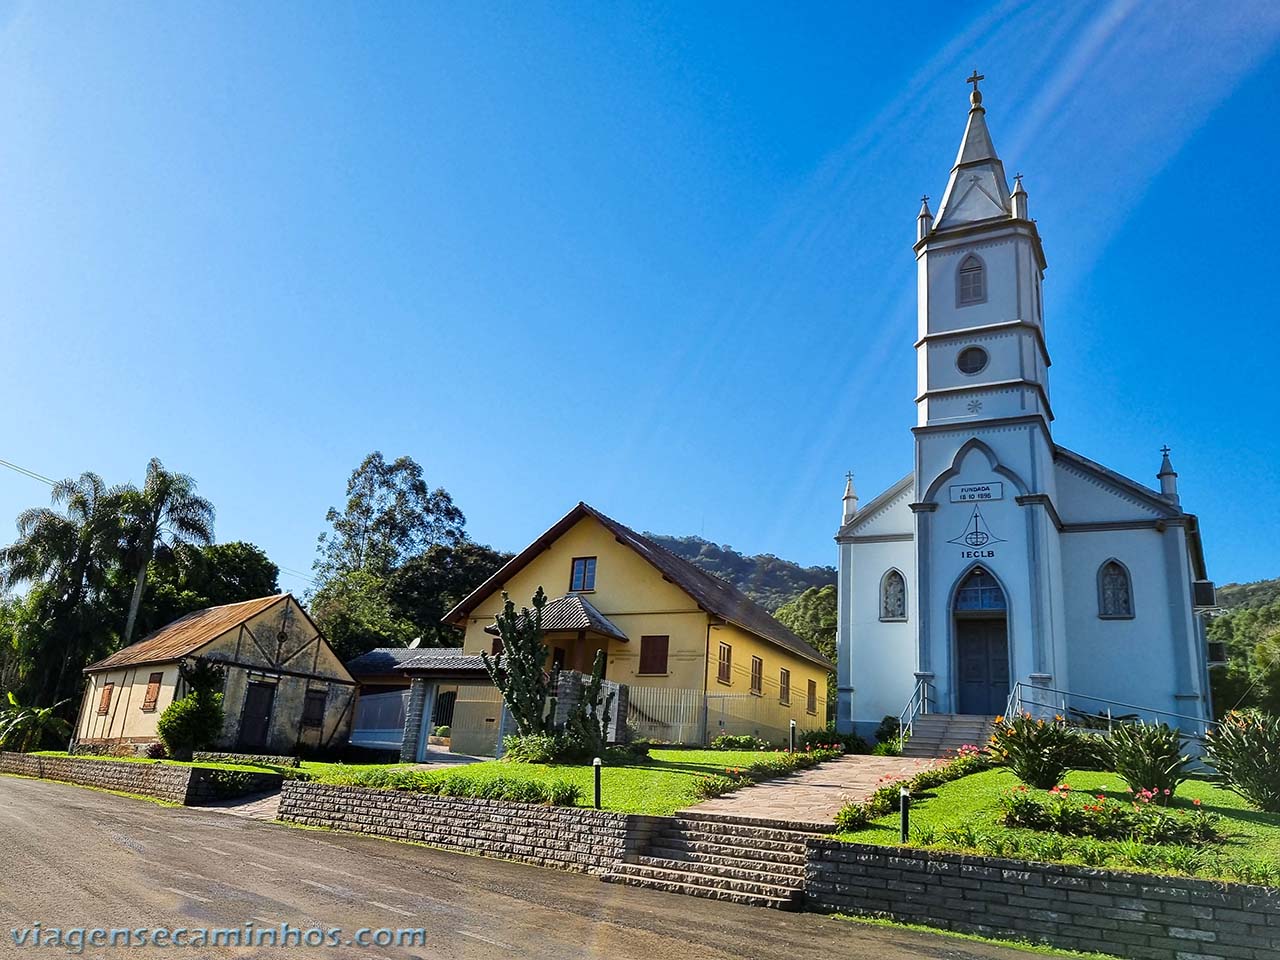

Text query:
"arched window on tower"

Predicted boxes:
[[957, 254, 986, 306], [1098, 560, 1134, 619], [880, 569, 907, 622]]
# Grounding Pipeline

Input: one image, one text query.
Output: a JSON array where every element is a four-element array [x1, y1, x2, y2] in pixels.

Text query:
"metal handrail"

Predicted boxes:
[[1005, 681, 1217, 738], [898, 678, 934, 739]]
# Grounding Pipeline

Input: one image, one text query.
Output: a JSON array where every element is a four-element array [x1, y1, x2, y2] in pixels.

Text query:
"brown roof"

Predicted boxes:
[[481, 594, 628, 642], [444, 503, 833, 671], [85, 594, 290, 672]]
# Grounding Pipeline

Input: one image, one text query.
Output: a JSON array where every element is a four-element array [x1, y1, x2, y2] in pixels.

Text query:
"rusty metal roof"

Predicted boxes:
[[84, 594, 290, 673], [481, 594, 628, 642]]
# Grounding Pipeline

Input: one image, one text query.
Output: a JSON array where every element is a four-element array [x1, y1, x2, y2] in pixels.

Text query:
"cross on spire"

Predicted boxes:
[[967, 70, 984, 93], [1161, 445, 1171, 456], [845, 471, 854, 483]]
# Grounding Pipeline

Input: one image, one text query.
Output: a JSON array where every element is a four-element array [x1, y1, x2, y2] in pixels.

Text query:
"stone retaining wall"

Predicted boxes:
[[278, 781, 659, 875], [804, 839, 1280, 960], [192, 751, 300, 768], [0, 752, 281, 805]]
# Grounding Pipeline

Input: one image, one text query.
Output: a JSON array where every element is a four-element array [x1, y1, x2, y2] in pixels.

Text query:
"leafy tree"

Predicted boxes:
[[309, 569, 417, 662], [127, 541, 280, 639], [1209, 602, 1280, 717], [0, 692, 72, 752], [120, 459, 215, 646], [315, 453, 464, 580], [388, 541, 512, 647], [157, 658, 226, 760], [482, 589, 555, 736], [0, 473, 129, 705]]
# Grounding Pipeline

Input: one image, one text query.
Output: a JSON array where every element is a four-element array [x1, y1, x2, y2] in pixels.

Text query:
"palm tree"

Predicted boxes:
[[121, 459, 215, 646], [0, 473, 130, 703], [0, 693, 72, 752]]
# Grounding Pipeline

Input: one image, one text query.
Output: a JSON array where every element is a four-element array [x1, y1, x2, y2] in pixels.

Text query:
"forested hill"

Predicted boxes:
[[1217, 577, 1280, 610], [644, 534, 836, 612]]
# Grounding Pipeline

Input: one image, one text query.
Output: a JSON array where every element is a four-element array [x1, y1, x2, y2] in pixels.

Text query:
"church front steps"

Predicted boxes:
[[899, 713, 996, 758], [601, 815, 813, 910]]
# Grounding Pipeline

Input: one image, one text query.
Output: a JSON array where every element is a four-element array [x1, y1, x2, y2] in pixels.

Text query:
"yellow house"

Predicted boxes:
[[75, 594, 355, 757], [437, 502, 833, 747]]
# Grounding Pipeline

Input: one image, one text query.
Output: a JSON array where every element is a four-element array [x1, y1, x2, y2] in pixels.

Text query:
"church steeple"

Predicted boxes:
[[933, 72, 1012, 230], [842, 472, 859, 524], [1158, 446, 1180, 504]]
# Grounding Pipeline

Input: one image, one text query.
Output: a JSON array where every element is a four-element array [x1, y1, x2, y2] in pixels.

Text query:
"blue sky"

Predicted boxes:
[[0, 1, 1278, 595]]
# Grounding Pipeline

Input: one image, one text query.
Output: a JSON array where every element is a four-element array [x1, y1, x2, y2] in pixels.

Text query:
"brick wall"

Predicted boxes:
[[0, 752, 281, 805], [804, 840, 1280, 960], [278, 781, 659, 875]]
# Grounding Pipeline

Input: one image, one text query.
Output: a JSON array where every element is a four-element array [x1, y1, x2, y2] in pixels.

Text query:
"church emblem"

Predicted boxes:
[[948, 506, 1005, 550]]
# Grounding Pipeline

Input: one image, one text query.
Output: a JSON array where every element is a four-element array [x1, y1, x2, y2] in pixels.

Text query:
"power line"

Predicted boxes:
[[0, 457, 57, 487]]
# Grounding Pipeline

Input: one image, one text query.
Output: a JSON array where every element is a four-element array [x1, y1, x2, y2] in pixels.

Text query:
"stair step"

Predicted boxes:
[[667, 817, 816, 845], [655, 828, 806, 856], [603, 869, 799, 910], [612, 860, 799, 899], [636, 853, 805, 884], [675, 810, 834, 835], [648, 837, 806, 868]]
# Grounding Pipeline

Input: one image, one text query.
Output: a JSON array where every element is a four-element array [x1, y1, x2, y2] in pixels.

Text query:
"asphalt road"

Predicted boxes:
[[0, 775, 1029, 960]]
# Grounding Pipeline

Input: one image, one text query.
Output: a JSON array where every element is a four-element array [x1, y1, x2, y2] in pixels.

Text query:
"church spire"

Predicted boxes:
[[842, 472, 859, 524], [1157, 446, 1180, 504], [917, 195, 933, 241], [933, 71, 1012, 230]]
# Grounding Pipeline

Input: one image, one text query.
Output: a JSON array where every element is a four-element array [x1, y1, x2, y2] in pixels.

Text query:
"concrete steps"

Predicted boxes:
[[900, 714, 995, 759], [602, 814, 814, 910]]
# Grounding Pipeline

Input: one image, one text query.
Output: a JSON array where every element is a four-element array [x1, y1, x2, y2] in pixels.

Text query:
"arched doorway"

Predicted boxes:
[[953, 566, 1010, 715]]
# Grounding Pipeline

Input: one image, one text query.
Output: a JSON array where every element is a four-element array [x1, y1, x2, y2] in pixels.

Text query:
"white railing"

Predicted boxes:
[[898, 678, 935, 739], [1004, 681, 1217, 741]]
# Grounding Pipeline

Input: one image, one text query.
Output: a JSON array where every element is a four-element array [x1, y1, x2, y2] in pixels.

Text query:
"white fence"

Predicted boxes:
[[627, 684, 828, 746]]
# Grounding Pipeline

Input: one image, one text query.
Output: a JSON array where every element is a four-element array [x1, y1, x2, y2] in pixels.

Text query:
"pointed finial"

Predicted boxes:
[[1158, 446, 1179, 502], [967, 70, 985, 107], [842, 471, 859, 523]]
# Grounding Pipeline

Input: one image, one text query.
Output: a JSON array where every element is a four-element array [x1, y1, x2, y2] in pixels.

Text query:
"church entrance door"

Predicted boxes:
[[956, 619, 1009, 715], [953, 566, 1010, 716]]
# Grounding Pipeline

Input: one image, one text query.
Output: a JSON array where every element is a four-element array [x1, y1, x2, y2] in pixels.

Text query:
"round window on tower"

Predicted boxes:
[[957, 346, 989, 375]]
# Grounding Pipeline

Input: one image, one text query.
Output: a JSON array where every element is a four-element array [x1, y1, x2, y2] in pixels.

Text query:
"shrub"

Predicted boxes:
[[711, 733, 770, 751], [145, 742, 167, 760], [873, 715, 900, 744], [833, 750, 988, 830], [156, 692, 224, 761], [799, 728, 869, 753], [693, 774, 740, 799], [501, 733, 566, 764], [997, 784, 1221, 845], [1104, 721, 1194, 804], [434, 726, 451, 738], [1205, 709, 1280, 813], [988, 713, 1079, 789], [348, 766, 584, 806], [871, 738, 902, 757]]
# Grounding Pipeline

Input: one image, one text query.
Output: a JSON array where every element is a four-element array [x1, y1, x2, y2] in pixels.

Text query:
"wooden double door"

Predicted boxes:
[[956, 618, 1009, 716]]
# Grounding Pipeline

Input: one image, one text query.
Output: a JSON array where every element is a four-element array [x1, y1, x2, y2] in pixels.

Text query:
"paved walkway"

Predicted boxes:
[[682, 754, 933, 829]]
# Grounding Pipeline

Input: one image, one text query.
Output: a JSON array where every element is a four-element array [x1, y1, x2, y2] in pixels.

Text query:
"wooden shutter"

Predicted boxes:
[[302, 689, 327, 728], [97, 682, 114, 716], [141, 672, 163, 712], [638, 636, 669, 675], [806, 679, 818, 715], [717, 643, 732, 684], [750, 657, 763, 695], [779, 669, 790, 705]]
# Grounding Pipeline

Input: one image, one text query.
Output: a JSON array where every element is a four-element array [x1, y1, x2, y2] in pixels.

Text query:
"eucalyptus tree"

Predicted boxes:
[[120, 459, 215, 646]]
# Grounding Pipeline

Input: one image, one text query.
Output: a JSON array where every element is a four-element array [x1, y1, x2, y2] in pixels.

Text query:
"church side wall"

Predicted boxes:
[[844, 538, 916, 737], [1060, 528, 1188, 722]]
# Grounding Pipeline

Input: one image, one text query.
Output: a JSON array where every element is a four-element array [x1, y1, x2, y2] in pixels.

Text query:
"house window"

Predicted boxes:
[[140, 672, 164, 712], [806, 679, 818, 716], [880, 569, 907, 621], [717, 642, 732, 685], [1099, 560, 1134, 619], [552, 646, 567, 671], [956, 346, 989, 375], [957, 254, 986, 305], [570, 557, 597, 592], [779, 669, 791, 705], [638, 635, 669, 675], [750, 656, 763, 696], [302, 689, 327, 728], [97, 682, 114, 716]]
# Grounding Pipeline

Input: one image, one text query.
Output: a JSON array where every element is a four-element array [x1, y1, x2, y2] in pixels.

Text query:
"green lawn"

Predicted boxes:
[[308, 749, 793, 816], [835, 767, 1280, 880]]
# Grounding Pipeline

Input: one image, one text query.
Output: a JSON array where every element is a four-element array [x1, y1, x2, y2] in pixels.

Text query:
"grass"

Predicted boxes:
[[309, 749, 805, 816], [834, 766, 1280, 880], [30, 750, 294, 775]]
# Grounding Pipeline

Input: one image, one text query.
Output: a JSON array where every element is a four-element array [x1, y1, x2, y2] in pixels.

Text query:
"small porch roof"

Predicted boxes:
[[481, 594, 628, 643]]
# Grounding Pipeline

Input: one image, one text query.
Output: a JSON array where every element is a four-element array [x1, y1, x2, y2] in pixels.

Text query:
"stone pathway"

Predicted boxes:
[[681, 754, 933, 829]]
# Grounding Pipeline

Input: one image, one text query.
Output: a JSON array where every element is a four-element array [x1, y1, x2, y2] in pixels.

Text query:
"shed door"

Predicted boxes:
[[239, 682, 276, 750]]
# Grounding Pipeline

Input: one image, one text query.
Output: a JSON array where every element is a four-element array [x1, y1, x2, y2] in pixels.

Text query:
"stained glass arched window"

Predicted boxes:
[[880, 569, 907, 621], [1098, 560, 1134, 618], [954, 566, 1006, 612]]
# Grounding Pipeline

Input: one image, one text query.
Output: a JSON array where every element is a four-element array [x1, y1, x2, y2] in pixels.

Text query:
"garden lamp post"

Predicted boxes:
[[593, 757, 602, 810], [900, 785, 911, 843], [789, 719, 796, 753]]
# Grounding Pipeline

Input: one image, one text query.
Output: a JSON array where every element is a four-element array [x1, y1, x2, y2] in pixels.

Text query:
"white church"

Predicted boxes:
[[835, 76, 1217, 743]]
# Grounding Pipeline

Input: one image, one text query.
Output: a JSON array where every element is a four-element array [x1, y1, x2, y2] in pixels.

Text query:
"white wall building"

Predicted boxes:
[[836, 78, 1216, 738]]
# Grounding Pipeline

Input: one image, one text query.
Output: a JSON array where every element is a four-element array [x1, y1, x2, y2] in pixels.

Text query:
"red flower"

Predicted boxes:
[[1192, 798, 1202, 806]]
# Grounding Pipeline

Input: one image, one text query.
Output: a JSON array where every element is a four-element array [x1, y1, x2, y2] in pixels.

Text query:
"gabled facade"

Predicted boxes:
[[76, 594, 355, 756], [837, 79, 1215, 738]]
